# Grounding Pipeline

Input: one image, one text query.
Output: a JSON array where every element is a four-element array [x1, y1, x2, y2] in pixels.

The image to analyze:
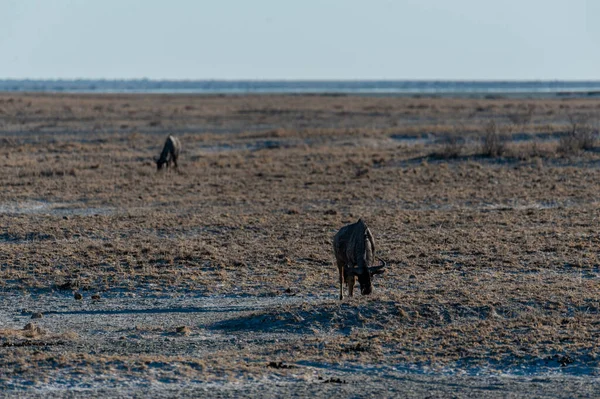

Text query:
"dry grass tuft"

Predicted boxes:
[[481, 120, 507, 157], [507, 104, 536, 125], [175, 326, 192, 336], [557, 116, 598, 154], [436, 136, 465, 159], [506, 140, 557, 160]]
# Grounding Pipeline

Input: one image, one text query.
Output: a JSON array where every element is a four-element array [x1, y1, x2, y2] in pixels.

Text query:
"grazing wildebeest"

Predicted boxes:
[[333, 219, 386, 300], [156, 135, 181, 171]]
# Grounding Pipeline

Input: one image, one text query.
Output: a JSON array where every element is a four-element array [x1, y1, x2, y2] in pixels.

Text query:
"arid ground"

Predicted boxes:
[[2, 93, 600, 397]]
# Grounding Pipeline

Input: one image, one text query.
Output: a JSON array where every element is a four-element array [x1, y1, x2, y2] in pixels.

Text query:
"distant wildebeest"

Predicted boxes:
[[333, 219, 386, 300], [156, 135, 181, 171]]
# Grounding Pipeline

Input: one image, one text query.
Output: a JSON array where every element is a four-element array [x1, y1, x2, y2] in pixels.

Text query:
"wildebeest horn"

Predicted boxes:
[[369, 258, 386, 276]]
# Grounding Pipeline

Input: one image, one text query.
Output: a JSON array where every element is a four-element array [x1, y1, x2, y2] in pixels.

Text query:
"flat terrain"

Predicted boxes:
[[2, 93, 600, 397]]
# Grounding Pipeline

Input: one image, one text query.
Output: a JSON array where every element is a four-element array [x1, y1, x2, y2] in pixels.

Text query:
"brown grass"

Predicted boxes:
[[557, 115, 598, 155], [3, 93, 600, 378], [480, 121, 507, 157]]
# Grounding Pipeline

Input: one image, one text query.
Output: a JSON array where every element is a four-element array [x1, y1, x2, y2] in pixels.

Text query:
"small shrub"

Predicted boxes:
[[507, 104, 535, 125], [559, 126, 597, 154], [507, 140, 555, 161], [437, 136, 464, 159], [557, 115, 597, 155], [481, 121, 506, 157]]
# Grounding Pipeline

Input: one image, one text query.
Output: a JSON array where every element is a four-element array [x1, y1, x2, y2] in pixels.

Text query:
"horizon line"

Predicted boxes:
[[3, 78, 600, 83]]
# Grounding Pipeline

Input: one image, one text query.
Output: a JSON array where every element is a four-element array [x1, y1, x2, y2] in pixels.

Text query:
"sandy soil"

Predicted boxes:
[[2, 93, 600, 397]]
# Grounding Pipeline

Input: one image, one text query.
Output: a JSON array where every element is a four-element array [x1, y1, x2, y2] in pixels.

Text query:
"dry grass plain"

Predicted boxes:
[[2, 93, 600, 397]]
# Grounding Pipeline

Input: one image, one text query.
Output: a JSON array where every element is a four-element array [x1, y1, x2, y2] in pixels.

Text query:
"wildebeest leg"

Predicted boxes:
[[172, 154, 178, 169], [337, 260, 345, 300], [348, 273, 355, 297]]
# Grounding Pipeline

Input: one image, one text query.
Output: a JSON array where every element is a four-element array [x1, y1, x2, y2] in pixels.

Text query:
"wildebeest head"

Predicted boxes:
[[357, 258, 386, 295], [156, 158, 166, 170], [357, 270, 372, 295]]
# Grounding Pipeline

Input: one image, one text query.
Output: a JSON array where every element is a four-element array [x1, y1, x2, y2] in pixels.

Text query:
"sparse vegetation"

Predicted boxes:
[[2, 93, 600, 395], [481, 120, 507, 157], [437, 135, 465, 159], [557, 114, 598, 155], [507, 103, 536, 125]]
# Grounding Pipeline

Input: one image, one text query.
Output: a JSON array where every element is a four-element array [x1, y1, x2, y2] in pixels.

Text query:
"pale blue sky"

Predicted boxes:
[[1, 0, 598, 80]]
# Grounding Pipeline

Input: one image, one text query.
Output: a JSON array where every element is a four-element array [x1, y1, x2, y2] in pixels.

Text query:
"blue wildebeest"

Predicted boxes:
[[333, 219, 386, 300], [156, 135, 181, 171]]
